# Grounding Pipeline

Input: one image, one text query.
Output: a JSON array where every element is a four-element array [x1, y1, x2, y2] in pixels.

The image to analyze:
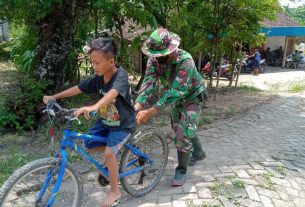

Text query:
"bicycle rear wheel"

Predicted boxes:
[[0, 158, 83, 207], [119, 127, 168, 197]]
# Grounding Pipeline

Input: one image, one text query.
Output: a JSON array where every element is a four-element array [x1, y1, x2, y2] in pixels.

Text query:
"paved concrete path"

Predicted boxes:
[[79, 91, 305, 207]]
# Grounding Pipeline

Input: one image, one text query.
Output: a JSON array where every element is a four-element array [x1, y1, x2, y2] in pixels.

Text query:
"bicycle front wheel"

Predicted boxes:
[[119, 127, 168, 197], [0, 158, 83, 207]]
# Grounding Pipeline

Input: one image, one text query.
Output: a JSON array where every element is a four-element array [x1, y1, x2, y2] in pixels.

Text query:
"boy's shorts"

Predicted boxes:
[[84, 121, 131, 155]]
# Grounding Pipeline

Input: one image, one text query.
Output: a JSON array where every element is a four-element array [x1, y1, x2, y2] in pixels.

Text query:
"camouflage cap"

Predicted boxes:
[[142, 28, 180, 57]]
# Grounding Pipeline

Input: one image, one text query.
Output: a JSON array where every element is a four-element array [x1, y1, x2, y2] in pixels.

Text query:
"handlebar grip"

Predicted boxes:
[[89, 111, 97, 117]]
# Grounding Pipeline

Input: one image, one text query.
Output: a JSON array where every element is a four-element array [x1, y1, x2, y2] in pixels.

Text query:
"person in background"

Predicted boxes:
[[299, 40, 305, 53], [251, 48, 261, 76]]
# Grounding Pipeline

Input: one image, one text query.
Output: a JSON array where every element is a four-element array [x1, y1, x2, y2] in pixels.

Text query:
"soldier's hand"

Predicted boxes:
[[136, 110, 150, 124]]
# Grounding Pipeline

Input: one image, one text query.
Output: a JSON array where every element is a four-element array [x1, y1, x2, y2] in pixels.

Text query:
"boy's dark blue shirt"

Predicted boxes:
[[78, 66, 136, 132]]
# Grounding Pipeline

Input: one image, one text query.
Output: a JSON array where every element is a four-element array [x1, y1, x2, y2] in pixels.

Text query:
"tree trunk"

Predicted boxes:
[[235, 42, 243, 90], [36, 0, 79, 93], [135, 53, 147, 91]]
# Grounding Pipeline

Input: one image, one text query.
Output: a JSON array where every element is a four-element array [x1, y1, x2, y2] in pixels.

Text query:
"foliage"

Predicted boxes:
[[167, 0, 279, 86], [0, 0, 280, 130], [0, 78, 50, 130], [10, 28, 38, 74], [283, 5, 305, 25], [0, 41, 12, 60]]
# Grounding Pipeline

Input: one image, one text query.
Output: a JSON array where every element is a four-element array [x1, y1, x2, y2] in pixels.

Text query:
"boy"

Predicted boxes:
[[43, 37, 135, 207], [134, 28, 207, 186]]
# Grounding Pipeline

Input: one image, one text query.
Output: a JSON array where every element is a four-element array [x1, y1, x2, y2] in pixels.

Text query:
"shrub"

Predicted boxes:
[[0, 78, 49, 130]]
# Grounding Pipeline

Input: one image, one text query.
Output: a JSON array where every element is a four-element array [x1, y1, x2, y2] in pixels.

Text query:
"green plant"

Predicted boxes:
[[0, 78, 50, 130], [11, 28, 38, 74], [232, 179, 246, 188], [275, 166, 287, 176], [209, 182, 243, 206], [199, 116, 212, 126], [259, 172, 276, 190], [68, 151, 82, 163], [0, 41, 13, 61]]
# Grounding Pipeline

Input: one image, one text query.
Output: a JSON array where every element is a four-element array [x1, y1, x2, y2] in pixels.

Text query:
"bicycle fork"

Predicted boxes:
[[36, 150, 68, 207]]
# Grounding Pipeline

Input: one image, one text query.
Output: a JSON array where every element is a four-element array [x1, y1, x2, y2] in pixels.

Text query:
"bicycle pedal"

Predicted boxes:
[[97, 174, 110, 187], [112, 200, 120, 207]]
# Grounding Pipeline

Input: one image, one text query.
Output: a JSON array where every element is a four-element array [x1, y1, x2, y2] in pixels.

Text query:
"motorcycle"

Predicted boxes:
[[200, 61, 237, 81], [241, 55, 266, 73], [265, 47, 283, 66], [285, 51, 305, 69]]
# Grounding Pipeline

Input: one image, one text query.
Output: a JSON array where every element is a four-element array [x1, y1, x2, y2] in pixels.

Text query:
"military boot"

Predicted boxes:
[[188, 135, 206, 166], [171, 150, 190, 186]]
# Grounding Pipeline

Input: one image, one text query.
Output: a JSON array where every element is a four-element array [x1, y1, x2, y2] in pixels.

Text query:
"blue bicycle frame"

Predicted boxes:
[[37, 128, 153, 207]]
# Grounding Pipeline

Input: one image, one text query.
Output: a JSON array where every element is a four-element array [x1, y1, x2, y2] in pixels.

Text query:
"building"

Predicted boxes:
[[260, 13, 305, 67]]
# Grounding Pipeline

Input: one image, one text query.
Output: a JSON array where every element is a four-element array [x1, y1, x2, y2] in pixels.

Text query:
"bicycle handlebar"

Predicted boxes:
[[43, 99, 81, 125]]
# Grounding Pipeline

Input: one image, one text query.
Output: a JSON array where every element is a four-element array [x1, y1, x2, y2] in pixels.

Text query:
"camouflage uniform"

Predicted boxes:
[[136, 49, 206, 152]]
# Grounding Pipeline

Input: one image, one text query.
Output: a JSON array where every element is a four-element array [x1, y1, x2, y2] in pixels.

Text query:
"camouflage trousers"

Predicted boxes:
[[171, 99, 202, 153]]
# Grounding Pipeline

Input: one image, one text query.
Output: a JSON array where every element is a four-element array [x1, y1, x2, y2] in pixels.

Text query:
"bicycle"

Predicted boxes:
[[0, 100, 168, 207]]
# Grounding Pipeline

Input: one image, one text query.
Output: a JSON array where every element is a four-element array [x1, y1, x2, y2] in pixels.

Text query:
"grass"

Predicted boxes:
[[236, 84, 262, 93], [223, 106, 236, 117], [199, 116, 213, 126], [0, 132, 28, 146], [288, 82, 305, 93], [231, 179, 246, 188], [209, 182, 244, 206], [186, 200, 221, 207], [258, 172, 276, 191], [0, 148, 36, 186], [275, 166, 287, 176]]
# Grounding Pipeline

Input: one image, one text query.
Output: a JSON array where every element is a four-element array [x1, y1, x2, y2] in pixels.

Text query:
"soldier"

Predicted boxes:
[[134, 28, 207, 186]]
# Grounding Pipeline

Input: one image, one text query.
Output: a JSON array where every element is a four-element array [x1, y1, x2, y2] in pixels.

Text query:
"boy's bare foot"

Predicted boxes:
[[101, 191, 121, 207]]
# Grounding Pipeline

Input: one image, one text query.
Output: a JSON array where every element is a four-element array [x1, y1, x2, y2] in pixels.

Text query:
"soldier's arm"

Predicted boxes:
[[135, 59, 158, 106]]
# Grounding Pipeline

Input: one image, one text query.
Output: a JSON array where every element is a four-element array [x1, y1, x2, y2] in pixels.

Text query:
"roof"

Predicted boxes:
[[261, 27, 305, 36], [122, 19, 151, 41], [260, 13, 305, 36], [260, 12, 300, 27]]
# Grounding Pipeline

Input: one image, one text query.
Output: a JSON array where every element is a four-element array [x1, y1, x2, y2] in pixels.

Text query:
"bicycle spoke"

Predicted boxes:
[[1, 158, 81, 207]]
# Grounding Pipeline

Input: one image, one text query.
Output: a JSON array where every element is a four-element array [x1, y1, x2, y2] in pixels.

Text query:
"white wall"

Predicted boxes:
[[264, 36, 286, 50]]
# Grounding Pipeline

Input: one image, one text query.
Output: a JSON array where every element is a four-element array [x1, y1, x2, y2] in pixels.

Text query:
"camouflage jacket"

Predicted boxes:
[[136, 49, 206, 109]]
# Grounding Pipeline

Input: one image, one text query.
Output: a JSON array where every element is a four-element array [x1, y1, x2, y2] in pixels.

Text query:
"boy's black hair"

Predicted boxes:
[[89, 37, 117, 60]]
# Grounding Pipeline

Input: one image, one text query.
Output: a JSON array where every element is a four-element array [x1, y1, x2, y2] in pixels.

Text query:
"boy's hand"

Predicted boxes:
[[74, 106, 97, 120], [43, 96, 56, 104]]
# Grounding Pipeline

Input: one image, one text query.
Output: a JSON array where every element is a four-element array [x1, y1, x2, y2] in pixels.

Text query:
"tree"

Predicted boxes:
[[168, 0, 279, 88], [283, 4, 305, 25]]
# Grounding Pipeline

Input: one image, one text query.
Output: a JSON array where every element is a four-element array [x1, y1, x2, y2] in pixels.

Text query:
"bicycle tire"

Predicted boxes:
[[0, 158, 83, 207], [119, 126, 168, 197]]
